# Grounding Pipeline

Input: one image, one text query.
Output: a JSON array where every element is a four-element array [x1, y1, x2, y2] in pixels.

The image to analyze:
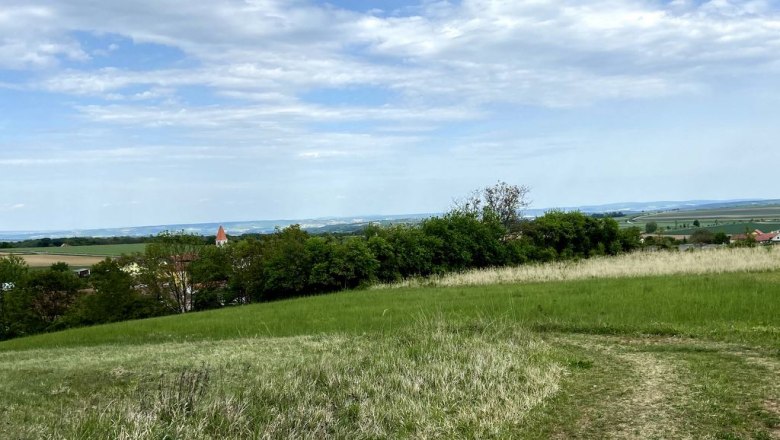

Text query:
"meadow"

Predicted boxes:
[[634, 204, 780, 221], [380, 246, 780, 288], [610, 203, 780, 236], [1, 264, 779, 438], [6, 243, 147, 257]]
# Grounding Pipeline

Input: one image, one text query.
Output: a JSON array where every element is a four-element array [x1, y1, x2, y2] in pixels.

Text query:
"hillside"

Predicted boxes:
[[1, 270, 779, 438]]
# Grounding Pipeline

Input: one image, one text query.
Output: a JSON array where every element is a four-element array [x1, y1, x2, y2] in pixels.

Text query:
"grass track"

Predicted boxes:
[[1, 271, 778, 438]]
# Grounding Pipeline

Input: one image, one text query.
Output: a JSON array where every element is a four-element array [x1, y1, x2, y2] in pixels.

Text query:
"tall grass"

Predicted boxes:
[[377, 246, 780, 288], [2, 270, 778, 351], [1, 319, 564, 439]]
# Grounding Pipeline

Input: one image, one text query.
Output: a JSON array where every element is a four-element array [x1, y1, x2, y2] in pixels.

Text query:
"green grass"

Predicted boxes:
[[1, 271, 779, 438], [4, 271, 778, 351], [6, 243, 147, 257], [634, 204, 780, 221]]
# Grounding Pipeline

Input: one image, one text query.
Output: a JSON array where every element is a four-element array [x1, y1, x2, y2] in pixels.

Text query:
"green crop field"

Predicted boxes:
[[664, 222, 780, 235], [7, 243, 147, 257], [1, 270, 778, 438], [635, 204, 780, 221]]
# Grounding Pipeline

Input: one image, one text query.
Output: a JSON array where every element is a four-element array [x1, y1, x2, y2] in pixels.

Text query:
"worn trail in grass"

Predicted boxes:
[[1, 271, 779, 438], [1, 328, 777, 439]]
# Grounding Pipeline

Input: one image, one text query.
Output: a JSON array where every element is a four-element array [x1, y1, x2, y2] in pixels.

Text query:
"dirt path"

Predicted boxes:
[[559, 335, 688, 439], [607, 351, 686, 439], [550, 334, 780, 439]]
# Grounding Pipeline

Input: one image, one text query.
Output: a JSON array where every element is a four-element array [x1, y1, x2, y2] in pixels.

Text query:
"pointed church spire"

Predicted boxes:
[[216, 225, 228, 247]]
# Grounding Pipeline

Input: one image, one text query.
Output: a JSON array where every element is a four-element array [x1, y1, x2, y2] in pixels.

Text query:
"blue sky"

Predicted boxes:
[[2, 0, 780, 230]]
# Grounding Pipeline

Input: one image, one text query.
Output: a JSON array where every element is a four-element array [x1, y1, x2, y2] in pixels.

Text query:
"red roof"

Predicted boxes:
[[216, 226, 227, 242], [754, 232, 777, 242]]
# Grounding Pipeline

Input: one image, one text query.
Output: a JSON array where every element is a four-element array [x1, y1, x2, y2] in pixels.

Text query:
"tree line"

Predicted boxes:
[[0, 235, 153, 249], [0, 183, 643, 340]]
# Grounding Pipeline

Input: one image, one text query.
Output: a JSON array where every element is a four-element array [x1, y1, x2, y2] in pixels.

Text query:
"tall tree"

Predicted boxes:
[[143, 231, 204, 313], [454, 181, 531, 230], [0, 255, 29, 338]]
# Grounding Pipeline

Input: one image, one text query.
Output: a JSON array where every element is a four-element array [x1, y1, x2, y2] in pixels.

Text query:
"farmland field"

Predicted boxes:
[[6, 243, 147, 257], [1, 266, 778, 438], [634, 204, 780, 221], [0, 252, 105, 268], [616, 204, 780, 235]]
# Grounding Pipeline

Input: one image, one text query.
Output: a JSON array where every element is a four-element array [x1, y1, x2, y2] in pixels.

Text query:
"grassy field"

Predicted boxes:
[[614, 205, 780, 235], [634, 204, 780, 221], [378, 246, 780, 288], [6, 243, 147, 257], [1, 268, 779, 438], [0, 244, 147, 267]]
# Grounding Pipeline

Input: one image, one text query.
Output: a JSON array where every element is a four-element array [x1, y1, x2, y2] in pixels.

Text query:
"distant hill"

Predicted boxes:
[[0, 214, 435, 241], [525, 198, 780, 217], [2, 198, 779, 241]]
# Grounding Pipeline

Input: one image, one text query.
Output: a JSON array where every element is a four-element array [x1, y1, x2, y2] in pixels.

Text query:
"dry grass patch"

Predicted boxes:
[[0, 319, 564, 439], [377, 246, 780, 288]]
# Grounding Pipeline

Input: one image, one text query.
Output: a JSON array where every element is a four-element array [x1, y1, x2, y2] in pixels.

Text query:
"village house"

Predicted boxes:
[[729, 229, 780, 245], [755, 231, 779, 244]]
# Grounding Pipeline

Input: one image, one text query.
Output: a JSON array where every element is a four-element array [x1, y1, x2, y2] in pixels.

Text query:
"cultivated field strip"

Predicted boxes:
[[0, 252, 106, 268], [378, 246, 780, 288]]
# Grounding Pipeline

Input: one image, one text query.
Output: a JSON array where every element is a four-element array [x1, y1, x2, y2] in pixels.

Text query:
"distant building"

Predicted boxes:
[[754, 231, 778, 244], [73, 268, 91, 278], [216, 225, 228, 247]]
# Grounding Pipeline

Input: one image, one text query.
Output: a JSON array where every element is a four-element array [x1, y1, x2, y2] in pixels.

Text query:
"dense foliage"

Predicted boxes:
[[0, 208, 644, 340]]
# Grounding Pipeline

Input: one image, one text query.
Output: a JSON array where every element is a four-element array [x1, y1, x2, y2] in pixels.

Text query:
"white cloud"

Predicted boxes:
[[0, 203, 26, 212], [8, 0, 776, 112], [3, 1, 780, 229]]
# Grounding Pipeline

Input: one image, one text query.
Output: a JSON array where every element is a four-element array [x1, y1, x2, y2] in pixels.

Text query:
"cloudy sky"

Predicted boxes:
[[2, 0, 779, 230]]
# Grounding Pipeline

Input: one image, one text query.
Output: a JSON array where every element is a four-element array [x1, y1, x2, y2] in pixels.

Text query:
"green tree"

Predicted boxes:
[[520, 211, 623, 260], [329, 238, 379, 289], [690, 229, 714, 244], [454, 181, 531, 230], [225, 238, 264, 304], [259, 225, 312, 300], [0, 254, 28, 285], [712, 232, 729, 245], [693, 219, 701, 227], [3, 269, 81, 337], [0, 255, 29, 339], [50, 262, 70, 272], [189, 245, 232, 309], [143, 231, 204, 313], [69, 258, 167, 325], [618, 227, 643, 252], [645, 221, 658, 234]]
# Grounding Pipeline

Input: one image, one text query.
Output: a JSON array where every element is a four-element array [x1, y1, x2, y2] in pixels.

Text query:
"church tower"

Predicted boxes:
[[216, 225, 228, 247]]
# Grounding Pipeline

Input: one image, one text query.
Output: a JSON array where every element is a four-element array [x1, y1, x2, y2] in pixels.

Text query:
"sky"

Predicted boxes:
[[2, 0, 780, 230]]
